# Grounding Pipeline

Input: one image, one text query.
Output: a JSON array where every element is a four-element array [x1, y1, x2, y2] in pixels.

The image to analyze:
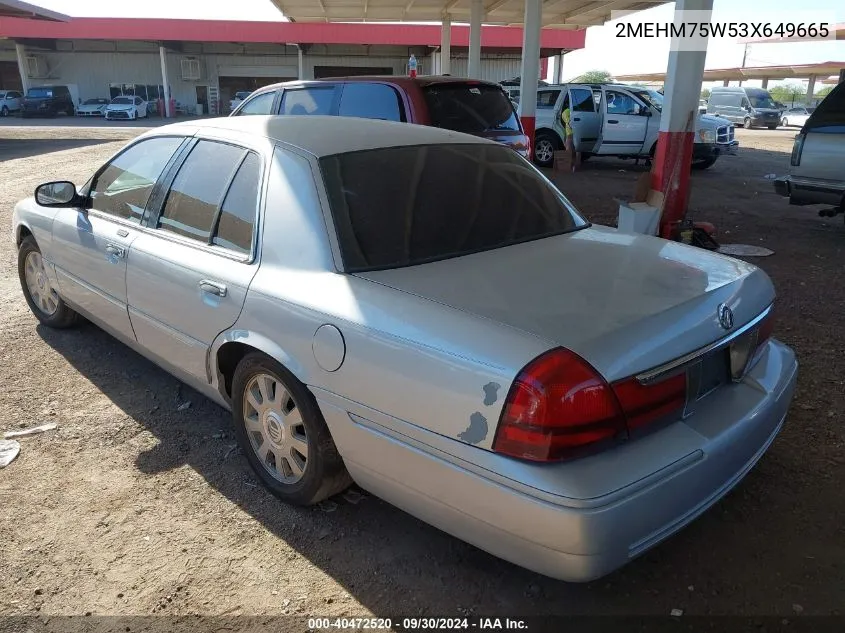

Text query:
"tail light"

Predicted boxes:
[[492, 348, 686, 462], [790, 133, 805, 166]]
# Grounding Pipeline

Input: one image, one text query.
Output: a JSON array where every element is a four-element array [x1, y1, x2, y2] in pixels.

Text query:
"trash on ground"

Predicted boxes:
[[176, 401, 192, 411], [670, 608, 684, 617], [317, 527, 331, 540], [792, 604, 804, 615], [318, 500, 338, 513], [342, 489, 365, 504], [763, 173, 777, 179], [0, 439, 21, 468], [717, 244, 775, 257], [4, 422, 58, 439]]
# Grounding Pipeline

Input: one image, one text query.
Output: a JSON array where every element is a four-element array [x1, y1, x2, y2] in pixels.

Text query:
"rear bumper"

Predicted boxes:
[[774, 175, 845, 206], [319, 340, 797, 582]]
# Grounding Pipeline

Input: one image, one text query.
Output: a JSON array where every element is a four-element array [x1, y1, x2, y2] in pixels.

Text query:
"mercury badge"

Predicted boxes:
[[717, 303, 734, 330]]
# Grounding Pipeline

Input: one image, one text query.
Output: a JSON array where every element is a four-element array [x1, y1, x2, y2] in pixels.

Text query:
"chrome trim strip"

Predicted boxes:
[[636, 304, 773, 385]]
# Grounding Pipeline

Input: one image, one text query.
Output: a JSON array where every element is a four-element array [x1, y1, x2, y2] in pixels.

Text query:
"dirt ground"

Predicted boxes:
[[0, 122, 843, 624]]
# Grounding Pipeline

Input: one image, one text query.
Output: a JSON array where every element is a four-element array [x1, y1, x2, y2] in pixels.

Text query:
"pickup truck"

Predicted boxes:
[[530, 83, 738, 169]]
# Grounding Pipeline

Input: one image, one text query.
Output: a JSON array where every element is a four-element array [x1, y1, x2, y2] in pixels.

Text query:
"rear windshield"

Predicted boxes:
[[111, 97, 132, 104], [27, 88, 53, 98], [422, 84, 521, 135], [320, 143, 587, 272], [806, 83, 845, 133]]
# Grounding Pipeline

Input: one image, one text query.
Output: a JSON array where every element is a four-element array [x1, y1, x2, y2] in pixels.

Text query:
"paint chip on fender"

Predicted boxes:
[[482, 382, 501, 406], [458, 412, 488, 444]]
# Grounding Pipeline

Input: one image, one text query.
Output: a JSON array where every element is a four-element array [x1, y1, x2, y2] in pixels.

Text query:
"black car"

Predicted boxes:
[[22, 85, 75, 118]]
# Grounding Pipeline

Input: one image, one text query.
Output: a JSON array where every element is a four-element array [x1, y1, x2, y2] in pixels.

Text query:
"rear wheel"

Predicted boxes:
[[18, 236, 79, 328], [533, 131, 560, 168], [743, 117, 752, 129], [1, 106, 8, 117], [781, 117, 788, 127], [767, 124, 777, 130], [231, 352, 352, 505]]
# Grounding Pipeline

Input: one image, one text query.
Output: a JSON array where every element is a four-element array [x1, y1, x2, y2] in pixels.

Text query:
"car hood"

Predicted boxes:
[[107, 104, 135, 110], [79, 104, 104, 111], [698, 113, 732, 129], [355, 225, 775, 380]]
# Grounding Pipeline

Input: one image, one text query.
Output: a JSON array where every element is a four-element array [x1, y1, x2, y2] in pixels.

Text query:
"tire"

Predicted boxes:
[[743, 117, 752, 129], [767, 124, 778, 130], [18, 236, 79, 329], [231, 352, 352, 505], [533, 131, 560, 168], [781, 117, 788, 127], [1, 106, 8, 117], [580, 152, 592, 163], [692, 157, 717, 170]]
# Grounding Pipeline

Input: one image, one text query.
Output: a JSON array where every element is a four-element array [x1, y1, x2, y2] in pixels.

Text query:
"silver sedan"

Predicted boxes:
[[12, 116, 798, 582]]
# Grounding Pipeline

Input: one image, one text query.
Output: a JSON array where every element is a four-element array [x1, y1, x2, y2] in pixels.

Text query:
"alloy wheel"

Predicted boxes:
[[24, 251, 59, 317]]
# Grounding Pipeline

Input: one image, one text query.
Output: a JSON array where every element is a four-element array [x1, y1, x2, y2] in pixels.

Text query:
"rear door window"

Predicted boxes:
[[279, 87, 337, 115], [338, 83, 404, 121], [320, 144, 587, 271], [422, 83, 521, 134], [236, 91, 275, 116], [570, 88, 595, 112], [537, 90, 559, 108]]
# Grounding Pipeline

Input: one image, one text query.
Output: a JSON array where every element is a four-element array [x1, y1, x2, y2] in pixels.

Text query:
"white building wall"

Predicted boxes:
[[15, 47, 526, 110]]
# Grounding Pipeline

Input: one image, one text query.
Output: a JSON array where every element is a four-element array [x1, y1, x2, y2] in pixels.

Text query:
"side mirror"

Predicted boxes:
[[641, 108, 652, 117], [35, 181, 81, 208]]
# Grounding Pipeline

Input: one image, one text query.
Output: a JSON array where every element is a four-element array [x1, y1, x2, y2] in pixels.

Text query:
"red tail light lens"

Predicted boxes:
[[756, 310, 775, 349], [493, 349, 627, 461], [493, 348, 688, 462], [611, 373, 686, 431]]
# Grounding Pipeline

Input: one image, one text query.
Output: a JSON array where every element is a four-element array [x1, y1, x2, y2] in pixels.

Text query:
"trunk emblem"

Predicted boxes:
[[717, 304, 734, 330]]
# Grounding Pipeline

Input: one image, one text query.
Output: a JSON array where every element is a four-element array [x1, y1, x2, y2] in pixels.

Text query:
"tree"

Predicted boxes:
[[700, 87, 711, 100], [573, 70, 613, 83], [816, 86, 834, 98], [769, 82, 805, 106]]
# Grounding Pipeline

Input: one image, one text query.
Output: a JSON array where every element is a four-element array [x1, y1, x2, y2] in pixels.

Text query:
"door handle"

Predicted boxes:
[[199, 280, 227, 297], [572, 117, 581, 122], [105, 243, 125, 258], [607, 119, 619, 124]]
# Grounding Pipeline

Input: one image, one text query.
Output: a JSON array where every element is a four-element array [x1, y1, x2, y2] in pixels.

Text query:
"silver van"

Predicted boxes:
[[774, 82, 845, 215], [707, 86, 781, 129]]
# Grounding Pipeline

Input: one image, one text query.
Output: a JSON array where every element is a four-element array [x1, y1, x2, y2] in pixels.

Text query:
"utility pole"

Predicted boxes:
[[738, 43, 749, 87]]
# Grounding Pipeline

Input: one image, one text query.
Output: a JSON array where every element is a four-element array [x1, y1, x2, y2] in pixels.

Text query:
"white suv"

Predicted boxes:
[[0, 90, 23, 117]]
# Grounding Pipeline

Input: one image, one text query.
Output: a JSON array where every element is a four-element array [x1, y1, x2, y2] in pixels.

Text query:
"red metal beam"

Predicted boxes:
[[0, 16, 585, 50]]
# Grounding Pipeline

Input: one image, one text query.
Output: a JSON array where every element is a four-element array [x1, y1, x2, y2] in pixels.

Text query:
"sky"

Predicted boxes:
[[23, 0, 845, 90]]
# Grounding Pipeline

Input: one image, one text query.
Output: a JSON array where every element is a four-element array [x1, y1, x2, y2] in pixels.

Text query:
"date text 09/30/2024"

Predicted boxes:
[[308, 618, 528, 630]]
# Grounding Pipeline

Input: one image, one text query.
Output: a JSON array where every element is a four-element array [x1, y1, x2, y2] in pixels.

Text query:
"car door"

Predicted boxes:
[[567, 84, 602, 153], [337, 82, 405, 121], [276, 84, 339, 116], [49, 135, 187, 341], [599, 87, 648, 155], [126, 138, 262, 384]]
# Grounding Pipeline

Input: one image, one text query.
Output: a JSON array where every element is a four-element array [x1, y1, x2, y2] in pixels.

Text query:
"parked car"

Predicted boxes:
[[13, 115, 797, 582], [21, 85, 74, 118], [104, 95, 148, 120], [229, 90, 252, 112], [0, 89, 23, 116], [779, 106, 815, 128], [532, 83, 737, 169], [231, 76, 530, 159], [707, 86, 781, 129], [76, 98, 110, 117], [774, 82, 845, 214]]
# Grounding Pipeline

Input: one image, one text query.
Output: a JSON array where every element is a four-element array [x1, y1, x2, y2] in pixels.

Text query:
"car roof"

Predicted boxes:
[[249, 75, 504, 93], [160, 115, 491, 157]]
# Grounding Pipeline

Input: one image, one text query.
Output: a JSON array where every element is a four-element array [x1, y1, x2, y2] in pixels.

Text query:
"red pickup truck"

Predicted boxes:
[[230, 75, 530, 160]]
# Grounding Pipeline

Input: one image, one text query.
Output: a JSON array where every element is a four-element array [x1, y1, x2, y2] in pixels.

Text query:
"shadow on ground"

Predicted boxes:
[[0, 138, 118, 162]]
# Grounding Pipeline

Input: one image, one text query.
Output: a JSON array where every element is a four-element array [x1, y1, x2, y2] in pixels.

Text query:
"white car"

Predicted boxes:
[[104, 95, 148, 121], [780, 106, 815, 128], [229, 90, 252, 113], [0, 89, 23, 116], [76, 98, 110, 117]]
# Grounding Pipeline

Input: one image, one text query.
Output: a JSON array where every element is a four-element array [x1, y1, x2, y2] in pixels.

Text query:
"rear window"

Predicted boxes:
[[422, 84, 521, 135], [320, 144, 587, 272], [27, 88, 53, 98], [806, 83, 845, 133]]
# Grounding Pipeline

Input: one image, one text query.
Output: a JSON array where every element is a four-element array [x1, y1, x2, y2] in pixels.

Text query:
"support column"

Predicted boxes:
[[722, 79, 729, 86], [15, 43, 29, 95], [651, 0, 713, 239], [554, 52, 564, 84], [159, 45, 171, 118], [517, 0, 542, 147], [440, 15, 452, 76], [468, 0, 482, 79], [805, 74, 816, 104], [761, 77, 769, 89], [298, 46, 305, 79]]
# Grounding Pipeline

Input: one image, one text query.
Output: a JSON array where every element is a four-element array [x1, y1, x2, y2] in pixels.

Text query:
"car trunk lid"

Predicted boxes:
[[355, 225, 774, 382]]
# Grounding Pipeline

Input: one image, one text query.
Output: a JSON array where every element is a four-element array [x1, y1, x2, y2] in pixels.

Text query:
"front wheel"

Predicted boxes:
[[1, 106, 8, 117], [743, 117, 752, 129], [231, 353, 352, 505], [781, 117, 788, 127], [18, 236, 79, 328], [533, 131, 560, 168], [692, 157, 717, 170]]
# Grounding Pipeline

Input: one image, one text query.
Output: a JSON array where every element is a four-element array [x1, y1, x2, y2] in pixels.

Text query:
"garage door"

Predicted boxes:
[[0, 61, 22, 90]]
